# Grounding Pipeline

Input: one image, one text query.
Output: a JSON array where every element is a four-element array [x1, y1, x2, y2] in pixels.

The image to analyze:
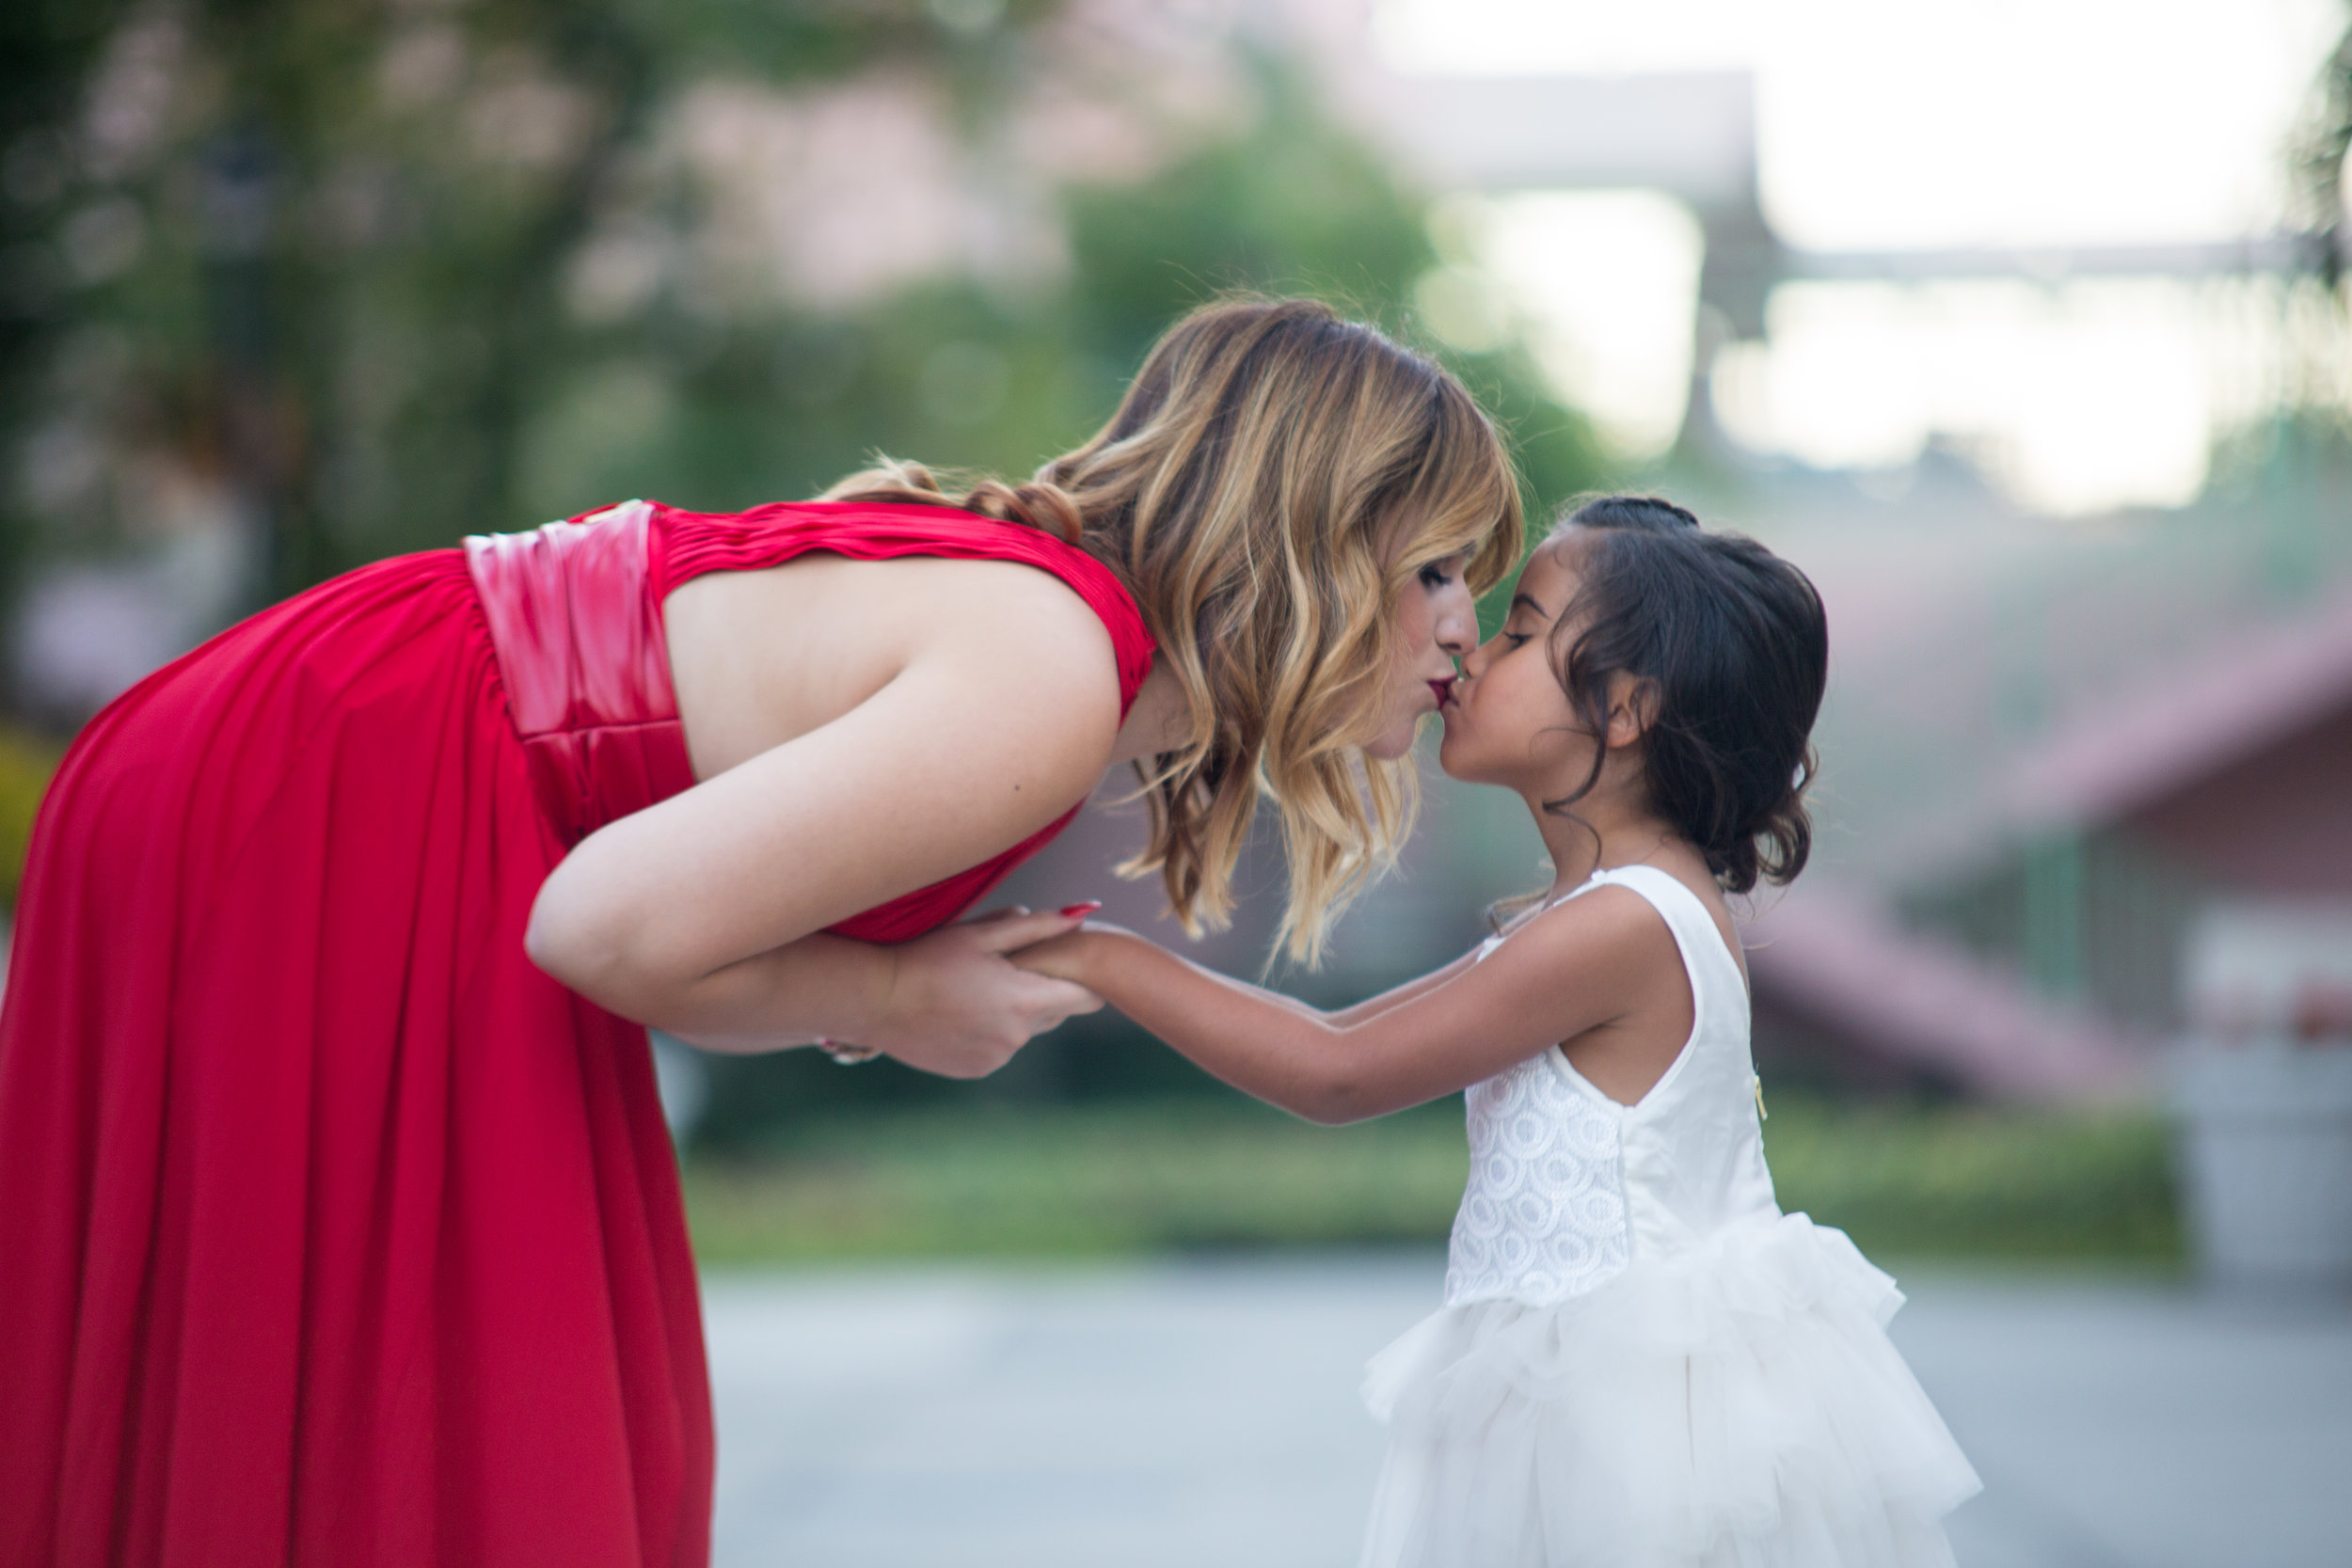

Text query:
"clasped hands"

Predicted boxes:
[[821, 902, 1113, 1079]]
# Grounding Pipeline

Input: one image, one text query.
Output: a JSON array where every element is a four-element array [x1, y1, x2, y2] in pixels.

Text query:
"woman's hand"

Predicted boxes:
[[850, 907, 1105, 1078]]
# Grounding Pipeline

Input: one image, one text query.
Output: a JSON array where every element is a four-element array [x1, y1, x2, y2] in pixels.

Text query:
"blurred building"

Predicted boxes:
[[1009, 474, 2352, 1105], [1739, 450, 2352, 1096], [998, 8, 2352, 1104]]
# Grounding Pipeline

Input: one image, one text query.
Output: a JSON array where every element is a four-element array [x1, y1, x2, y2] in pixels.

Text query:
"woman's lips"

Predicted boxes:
[[1429, 676, 1457, 708]]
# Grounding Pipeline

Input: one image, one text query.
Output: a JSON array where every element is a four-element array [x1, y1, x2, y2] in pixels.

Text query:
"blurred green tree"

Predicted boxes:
[[4, 0, 987, 600], [2296, 0, 2352, 289], [1, 0, 138, 588], [3, 0, 1595, 641]]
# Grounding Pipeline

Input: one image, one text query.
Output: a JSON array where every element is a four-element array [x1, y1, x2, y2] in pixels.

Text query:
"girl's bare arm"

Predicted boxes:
[[1243, 951, 1483, 1029], [1013, 890, 1676, 1121]]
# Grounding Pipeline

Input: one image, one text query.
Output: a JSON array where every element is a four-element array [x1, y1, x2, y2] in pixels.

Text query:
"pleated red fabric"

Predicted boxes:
[[0, 499, 1153, 1567]]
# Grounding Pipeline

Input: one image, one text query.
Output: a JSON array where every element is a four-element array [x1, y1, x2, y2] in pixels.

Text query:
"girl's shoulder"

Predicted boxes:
[[1498, 855, 1745, 990], [1482, 874, 1684, 979], [1584, 858, 1748, 997]]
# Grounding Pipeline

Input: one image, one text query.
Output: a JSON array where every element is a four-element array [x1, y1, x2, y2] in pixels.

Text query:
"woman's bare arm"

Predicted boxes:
[[1012, 889, 1677, 1121], [525, 568, 1121, 1074]]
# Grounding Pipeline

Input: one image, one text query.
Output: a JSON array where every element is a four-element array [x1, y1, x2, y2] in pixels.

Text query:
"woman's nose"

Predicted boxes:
[[1435, 580, 1476, 657]]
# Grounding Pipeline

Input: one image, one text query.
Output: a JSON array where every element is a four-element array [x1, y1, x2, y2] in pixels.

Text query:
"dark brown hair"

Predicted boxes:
[[1540, 494, 1827, 893]]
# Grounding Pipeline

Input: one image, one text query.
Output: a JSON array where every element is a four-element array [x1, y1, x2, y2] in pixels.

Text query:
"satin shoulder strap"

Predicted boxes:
[[464, 500, 676, 737]]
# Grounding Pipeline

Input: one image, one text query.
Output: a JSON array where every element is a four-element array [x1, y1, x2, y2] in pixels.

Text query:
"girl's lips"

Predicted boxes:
[[1429, 676, 1457, 708]]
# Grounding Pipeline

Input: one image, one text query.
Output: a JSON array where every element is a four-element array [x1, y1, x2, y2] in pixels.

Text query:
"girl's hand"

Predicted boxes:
[[853, 906, 1104, 1079], [1006, 918, 1122, 987]]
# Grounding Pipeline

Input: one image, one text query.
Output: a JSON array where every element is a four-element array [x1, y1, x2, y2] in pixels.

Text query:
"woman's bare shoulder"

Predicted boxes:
[[697, 549, 1114, 646], [669, 551, 1123, 782], [803, 552, 1120, 701]]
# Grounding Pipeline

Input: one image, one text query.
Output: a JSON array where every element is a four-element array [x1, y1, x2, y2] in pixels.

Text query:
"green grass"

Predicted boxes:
[[1757, 1096, 2180, 1265], [684, 1101, 1468, 1262], [682, 1093, 2182, 1267], [0, 725, 60, 911]]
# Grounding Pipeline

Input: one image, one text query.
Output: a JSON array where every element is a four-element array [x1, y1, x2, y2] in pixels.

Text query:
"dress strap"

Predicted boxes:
[[649, 499, 1156, 719]]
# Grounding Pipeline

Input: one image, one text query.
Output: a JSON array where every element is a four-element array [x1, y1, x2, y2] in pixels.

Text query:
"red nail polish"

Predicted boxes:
[[1059, 902, 1102, 917]]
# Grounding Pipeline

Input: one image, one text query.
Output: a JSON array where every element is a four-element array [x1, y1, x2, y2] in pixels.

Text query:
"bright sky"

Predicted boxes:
[[1371, 0, 2345, 511]]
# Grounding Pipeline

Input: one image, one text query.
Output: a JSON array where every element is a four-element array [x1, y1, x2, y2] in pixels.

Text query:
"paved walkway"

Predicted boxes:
[[702, 1255, 2352, 1568]]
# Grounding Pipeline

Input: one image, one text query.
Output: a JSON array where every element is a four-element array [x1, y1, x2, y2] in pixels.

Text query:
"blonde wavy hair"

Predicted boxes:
[[825, 296, 1523, 962]]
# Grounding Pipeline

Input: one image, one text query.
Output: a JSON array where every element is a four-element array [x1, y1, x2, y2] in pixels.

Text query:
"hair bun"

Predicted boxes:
[[998, 479, 1086, 546], [824, 460, 1086, 546], [1724, 744, 1816, 893]]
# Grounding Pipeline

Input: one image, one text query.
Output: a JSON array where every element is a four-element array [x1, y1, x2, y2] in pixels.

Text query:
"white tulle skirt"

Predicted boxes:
[[1359, 1212, 1980, 1568]]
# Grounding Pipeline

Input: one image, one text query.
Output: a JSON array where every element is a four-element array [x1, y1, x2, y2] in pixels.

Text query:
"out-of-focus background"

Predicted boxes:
[[5, 1, 2351, 1562]]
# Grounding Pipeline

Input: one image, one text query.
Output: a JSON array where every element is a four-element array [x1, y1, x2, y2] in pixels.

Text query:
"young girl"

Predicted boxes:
[[1014, 495, 1981, 1566]]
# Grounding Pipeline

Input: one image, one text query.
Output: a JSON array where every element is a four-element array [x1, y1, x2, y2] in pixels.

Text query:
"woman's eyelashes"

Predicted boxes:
[[1419, 553, 1471, 592]]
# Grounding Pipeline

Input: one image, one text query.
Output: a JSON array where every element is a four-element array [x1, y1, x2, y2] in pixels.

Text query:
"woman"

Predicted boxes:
[[0, 297, 1521, 1566]]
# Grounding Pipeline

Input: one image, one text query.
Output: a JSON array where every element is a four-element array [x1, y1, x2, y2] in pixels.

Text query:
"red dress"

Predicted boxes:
[[0, 499, 1155, 1567]]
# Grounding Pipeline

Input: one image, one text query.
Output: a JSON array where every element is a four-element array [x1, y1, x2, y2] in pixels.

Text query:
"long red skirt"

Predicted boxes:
[[0, 552, 712, 1566]]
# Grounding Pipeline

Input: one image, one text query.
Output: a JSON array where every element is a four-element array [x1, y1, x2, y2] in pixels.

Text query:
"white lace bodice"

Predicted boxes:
[[1444, 865, 1781, 1308]]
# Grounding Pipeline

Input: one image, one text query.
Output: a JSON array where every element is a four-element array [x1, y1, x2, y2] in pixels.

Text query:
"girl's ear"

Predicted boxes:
[[1602, 673, 1658, 751]]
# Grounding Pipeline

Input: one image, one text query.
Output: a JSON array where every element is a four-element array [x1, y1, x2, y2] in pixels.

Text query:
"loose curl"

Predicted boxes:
[[1536, 495, 1828, 894], [826, 297, 1522, 962]]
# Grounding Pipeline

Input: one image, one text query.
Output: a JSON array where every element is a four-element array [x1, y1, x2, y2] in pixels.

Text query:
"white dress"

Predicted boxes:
[[1359, 866, 1981, 1568]]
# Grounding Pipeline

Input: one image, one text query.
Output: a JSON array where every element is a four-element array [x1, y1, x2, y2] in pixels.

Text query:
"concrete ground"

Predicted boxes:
[[702, 1254, 2352, 1568]]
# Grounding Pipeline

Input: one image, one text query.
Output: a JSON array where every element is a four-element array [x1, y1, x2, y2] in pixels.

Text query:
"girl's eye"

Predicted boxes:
[[1418, 564, 1454, 590], [1502, 631, 1532, 647]]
